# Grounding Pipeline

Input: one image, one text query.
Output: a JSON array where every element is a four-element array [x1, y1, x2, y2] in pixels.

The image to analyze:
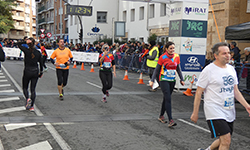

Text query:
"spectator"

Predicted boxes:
[[244, 48, 250, 91]]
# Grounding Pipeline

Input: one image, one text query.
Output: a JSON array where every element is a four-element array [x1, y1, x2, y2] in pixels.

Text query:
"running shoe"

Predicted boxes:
[[158, 116, 167, 123], [148, 89, 157, 92], [168, 119, 177, 127], [101, 97, 107, 103], [44, 67, 48, 72], [106, 90, 109, 97], [25, 98, 32, 110], [29, 107, 34, 112], [59, 94, 64, 101]]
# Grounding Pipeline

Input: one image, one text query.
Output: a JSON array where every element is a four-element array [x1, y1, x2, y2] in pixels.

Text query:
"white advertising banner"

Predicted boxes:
[[180, 37, 207, 55], [3, 48, 99, 63], [170, 2, 208, 21]]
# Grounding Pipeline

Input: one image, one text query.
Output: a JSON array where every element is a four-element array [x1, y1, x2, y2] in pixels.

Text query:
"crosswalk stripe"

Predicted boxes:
[[0, 80, 8, 82], [4, 123, 37, 131], [16, 141, 52, 150], [0, 89, 15, 93], [0, 76, 5, 79], [0, 97, 20, 102], [0, 106, 26, 114], [0, 73, 3, 75], [0, 84, 11, 88]]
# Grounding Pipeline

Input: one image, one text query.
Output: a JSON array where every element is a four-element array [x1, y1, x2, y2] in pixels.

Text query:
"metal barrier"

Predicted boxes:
[[114, 53, 148, 73], [235, 63, 250, 95]]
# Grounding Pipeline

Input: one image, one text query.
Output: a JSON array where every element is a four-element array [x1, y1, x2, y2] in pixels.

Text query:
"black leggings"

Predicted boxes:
[[22, 68, 39, 106], [99, 71, 113, 94], [42, 56, 47, 68], [159, 81, 176, 121], [56, 69, 69, 86]]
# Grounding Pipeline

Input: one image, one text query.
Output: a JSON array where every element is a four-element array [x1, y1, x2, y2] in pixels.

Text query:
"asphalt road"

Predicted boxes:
[[0, 59, 249, 150]]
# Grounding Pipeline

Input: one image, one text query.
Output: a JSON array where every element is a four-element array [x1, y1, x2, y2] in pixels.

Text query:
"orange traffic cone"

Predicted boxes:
[[123, 70, 129, 80], [183, 81, 194, 96], [81, 62, 85, 71], [90, 64, 95, 72], [72, 61, 77, 68], [137, 73, 145, 84]]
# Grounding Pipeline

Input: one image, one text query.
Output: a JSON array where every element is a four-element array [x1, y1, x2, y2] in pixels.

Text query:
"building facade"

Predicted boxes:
[[0, 0, 36, 40]]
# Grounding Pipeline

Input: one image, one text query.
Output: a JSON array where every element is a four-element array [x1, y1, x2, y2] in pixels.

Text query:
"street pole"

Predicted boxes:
[[60, 0, 62, 38], [112, 18, 115, 44]]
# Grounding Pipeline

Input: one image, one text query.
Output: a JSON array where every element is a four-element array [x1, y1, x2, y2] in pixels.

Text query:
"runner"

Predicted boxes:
[[99, 44, 116, 103], [50, 38, 73, 100], [40, 43, 48, 71], [190, 42, 250, 150], [150, 41, 185, 127], [17, 38, 43, 111]]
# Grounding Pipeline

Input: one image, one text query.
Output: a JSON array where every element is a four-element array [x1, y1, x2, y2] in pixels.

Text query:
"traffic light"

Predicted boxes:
[[79, 29, 83, 42]]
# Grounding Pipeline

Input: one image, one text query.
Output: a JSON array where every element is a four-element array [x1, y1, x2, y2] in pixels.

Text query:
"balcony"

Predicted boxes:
[[38, 6, 46, 13], [14, 25, 25, 30], [25, 27, 30, 32], [17, 0, 24, 2], [13, 15, 24, 21], [47, 3, 54, 10], [32, 31, 36, 35], [12, 6, 24, 12], [38, 18, 46, 24], [64, 15, 68, 20], [47, 17, 54, 24], [65, 27, 68, 33], [32, 23, 36, 27], [25, 17, 30, 23], [25, 8, 30, 14]]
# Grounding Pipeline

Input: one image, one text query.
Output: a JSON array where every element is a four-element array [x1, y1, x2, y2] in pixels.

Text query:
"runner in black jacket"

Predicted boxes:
[[17, 38, 43, 111]]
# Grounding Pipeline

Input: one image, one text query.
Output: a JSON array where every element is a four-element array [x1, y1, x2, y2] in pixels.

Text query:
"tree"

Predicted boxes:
[[0, 0, 15, 34], [147, 33, 157, 43]]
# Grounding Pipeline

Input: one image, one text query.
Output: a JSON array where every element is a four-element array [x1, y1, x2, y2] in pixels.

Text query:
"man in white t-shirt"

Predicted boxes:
[[190, 42, 250, 150]]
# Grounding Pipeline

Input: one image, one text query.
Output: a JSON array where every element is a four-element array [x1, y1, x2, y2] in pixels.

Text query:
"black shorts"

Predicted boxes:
[[207, 119, 234, 138]]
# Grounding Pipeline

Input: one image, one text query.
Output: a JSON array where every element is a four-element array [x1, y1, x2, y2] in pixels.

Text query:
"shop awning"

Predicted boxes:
[[225, 22, 250, 40]]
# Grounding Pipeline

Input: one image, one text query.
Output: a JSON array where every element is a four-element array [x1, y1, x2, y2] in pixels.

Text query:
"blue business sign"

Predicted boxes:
[[182, 20, 207, 38], [180, 54, 205, 72]]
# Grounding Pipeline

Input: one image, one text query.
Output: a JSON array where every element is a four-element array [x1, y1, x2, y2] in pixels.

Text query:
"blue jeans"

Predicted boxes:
[[159, 81, 176, 121]]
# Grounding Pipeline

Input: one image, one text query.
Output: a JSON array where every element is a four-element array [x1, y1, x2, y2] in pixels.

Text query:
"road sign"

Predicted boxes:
[[46, 32, 52, 38], [40, 29, 45, 33], [40, 33, 45, 39], [66, 5, 92, 16]]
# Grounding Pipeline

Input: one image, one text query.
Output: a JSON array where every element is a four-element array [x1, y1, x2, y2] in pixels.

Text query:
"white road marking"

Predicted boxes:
[[0, 106, 26, 114], [0, 73, 3, 75], [0, 97, 20, 102], [16, 141, 52, 150], [4, 123, 37, 131], [0, 84, 11, 88], [0, 89, 15, 93], [86, 81, 102, 89], [0, 76, 5, 79], [47, 66, 56, 71], [0, 137, 4, 150], [178, 119, 210, 133], [0, 80, 8, 82], [2, 65, 72, 150]]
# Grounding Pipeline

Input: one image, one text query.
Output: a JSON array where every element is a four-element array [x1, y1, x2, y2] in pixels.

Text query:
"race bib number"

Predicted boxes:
[[163, 70, 176, 78], [59, 64, 66, 69], [103, 62, 111, 68], [224, 97, 234, 109]]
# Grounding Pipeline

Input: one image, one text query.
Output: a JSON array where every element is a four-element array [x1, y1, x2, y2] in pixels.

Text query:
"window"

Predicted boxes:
[[16, 12, 20, 16], [75, 16, 77, 25], [16, 22, 20, 26], [27, 23, 29, 27], [16, 3, 20, 7], [27, 14, 29, 17], [70, 15, 73, 25], [55, 9, 57, 16], [160, 3, 166, 16], [149, 4, 155, 18], [139, 7, 144, 20], [97, 12, 107, 23], [16, 31, 20, 35], [131, 9, 135, 22], [139, 37, 144, 42], [123, 11, 127, 22]]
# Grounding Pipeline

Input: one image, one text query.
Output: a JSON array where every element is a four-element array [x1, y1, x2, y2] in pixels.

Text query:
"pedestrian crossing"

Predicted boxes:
[[0, 70, 53, 150]]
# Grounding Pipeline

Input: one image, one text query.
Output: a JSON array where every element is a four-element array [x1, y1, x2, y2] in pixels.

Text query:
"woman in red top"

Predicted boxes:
[[40, 43, 48, 71], [99, 44, 116, 103], [150, 41, 185, 127]]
